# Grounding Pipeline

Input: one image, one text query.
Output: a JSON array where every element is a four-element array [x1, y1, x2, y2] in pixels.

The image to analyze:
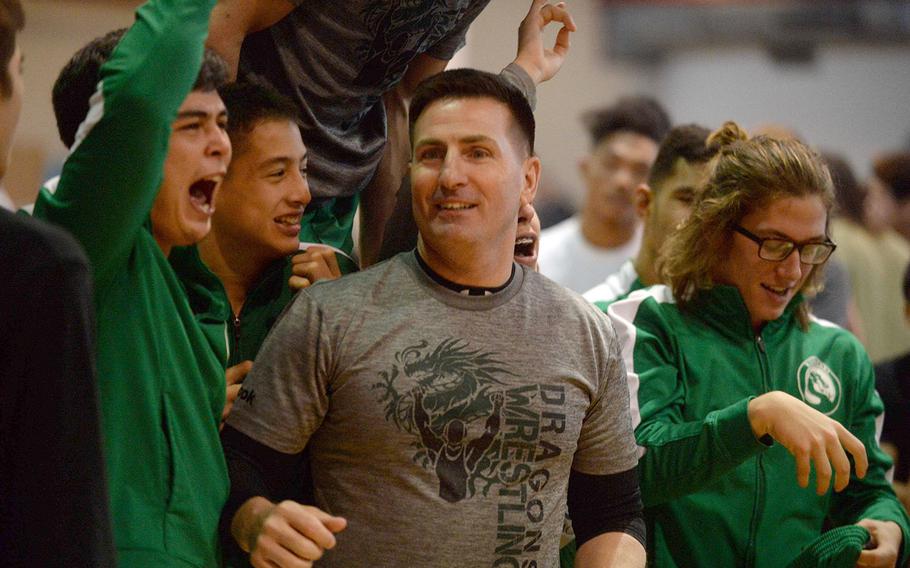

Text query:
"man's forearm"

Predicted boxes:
[[575, 532, 646, 568], [359, 86, 411, 267]]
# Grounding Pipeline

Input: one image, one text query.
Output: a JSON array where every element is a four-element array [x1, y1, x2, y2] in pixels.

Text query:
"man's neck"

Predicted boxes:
[[579, 210, 637, 249], [633, 246, 658, 287], [198, 234, 272, 315], [416, 239, 513, 289]]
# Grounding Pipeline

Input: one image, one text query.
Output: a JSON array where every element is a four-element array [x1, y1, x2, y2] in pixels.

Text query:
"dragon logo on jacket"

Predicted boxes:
[[797, 356, 842, 415]]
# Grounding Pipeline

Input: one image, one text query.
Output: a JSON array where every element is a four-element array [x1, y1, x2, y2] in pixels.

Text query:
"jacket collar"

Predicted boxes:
[[690, 285, 805, 340]]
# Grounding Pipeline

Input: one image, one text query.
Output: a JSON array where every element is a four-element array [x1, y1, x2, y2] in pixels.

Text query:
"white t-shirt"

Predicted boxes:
[[538, 216, 642, 293]]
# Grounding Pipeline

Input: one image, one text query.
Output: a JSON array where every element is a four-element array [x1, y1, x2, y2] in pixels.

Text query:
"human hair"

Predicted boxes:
[[822, 152, 865, 225], [659, 121, 835, 330], [53, 29, 229, 149], [219, 81, 301, 154], [873, 152, 910, 202], [408, 68, 535, 157], [648, 124, 715, 188], [582, 95, 670, 147], [0, 0, 24, 98]]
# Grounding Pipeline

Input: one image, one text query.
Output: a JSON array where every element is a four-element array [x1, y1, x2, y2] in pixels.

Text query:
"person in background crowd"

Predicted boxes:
[[609, 122, 910, 567], [830, 153, 910, 363], [871, 153, 910, 243], [584, 123, 716, 308], [809, 153, 864, 332], [538, 95, 670, 293], [875, 262, 910, 497], [0, 0, 114, 564]]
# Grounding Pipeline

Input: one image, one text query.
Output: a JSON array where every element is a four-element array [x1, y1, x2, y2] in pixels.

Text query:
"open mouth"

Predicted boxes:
[[188, 177, 218, 215], [274, 212, 303, 236], [514, 236, 536, 259], [274, 213, 302, 226]]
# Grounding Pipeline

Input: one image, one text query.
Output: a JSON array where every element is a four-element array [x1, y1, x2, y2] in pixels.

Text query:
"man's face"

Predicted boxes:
[[581, 131, 659, 228], [713, 194, 827, 331], [640, 158, 706, 257], [211, 118, 310, 262], [514, 200, 540, 270], [0, 42, 24, 182], [152, 90, 231, 252], [411, 96, 539, 262]]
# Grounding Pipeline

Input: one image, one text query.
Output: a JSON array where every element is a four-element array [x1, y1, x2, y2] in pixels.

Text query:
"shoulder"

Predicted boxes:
[[302, 253, 412, 306], [583, 261, 640, 306], [806, 314, 869, 358], [607, 285, 677, 323], [0, 211, 88, 270], [521, 269, 623, 344]]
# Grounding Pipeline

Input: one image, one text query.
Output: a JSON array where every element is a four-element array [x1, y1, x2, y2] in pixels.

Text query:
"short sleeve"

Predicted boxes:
[[226, 290, 333, 454]]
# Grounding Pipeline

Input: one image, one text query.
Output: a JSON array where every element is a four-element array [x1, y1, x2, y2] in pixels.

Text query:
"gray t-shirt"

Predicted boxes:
[[228, 254, 639, 567], [238, 0, 491, 202]]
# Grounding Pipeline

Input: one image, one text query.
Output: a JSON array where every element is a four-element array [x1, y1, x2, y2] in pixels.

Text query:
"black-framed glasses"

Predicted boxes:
[[733, 225, 836, 265]]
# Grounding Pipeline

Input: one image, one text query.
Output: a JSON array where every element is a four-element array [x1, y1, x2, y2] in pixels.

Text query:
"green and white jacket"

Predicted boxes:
[[33, 0, 227, 565], [607, 284, 910, 568]]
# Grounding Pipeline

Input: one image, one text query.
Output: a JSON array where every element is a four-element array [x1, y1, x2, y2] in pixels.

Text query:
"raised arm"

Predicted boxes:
[[33, 0, 215, 289], [206, 0, 296, 78]]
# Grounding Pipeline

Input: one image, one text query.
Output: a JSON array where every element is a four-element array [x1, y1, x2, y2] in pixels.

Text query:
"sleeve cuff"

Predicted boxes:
[[709, 397, 771, 463], [500, 62, 537, 111]]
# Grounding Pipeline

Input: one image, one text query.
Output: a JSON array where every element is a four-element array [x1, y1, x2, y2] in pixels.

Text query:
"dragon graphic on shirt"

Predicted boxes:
[[372, 338, 516, 502]]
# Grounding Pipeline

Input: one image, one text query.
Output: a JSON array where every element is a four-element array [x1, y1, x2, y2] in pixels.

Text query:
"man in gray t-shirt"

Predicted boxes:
[[222, 69, 646, 567]]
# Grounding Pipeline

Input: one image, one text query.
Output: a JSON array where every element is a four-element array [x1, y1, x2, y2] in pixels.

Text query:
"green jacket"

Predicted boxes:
[[170, 245, 297, 366], [32, 0, 228, 565], [607, 285, 910, 568]]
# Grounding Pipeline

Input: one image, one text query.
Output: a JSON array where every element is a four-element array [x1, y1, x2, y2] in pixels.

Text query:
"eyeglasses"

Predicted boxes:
[[733, 225, 836, 265]]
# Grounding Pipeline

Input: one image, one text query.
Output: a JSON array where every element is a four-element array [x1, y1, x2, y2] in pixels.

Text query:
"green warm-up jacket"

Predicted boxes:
[[169, 245, 297, 367], [32, 0, 228, 565], [606, 285, 910, 568]]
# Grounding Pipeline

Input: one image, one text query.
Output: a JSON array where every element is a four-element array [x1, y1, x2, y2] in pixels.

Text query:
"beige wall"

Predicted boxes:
[[6, 0, 141, 205], [8, 1, 910, 210], [456, 1, 655, 206]]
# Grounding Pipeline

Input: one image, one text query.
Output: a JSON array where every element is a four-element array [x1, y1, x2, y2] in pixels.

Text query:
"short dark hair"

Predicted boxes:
[[874, 152, 910, 202], [218, 81, 301, 153], [583, 95, 671, 147], [0, 0, 24, 98], [53, 29, 229, 149], [822, 152, 865, 225], [648, 124, 715, 188], [409, 68, 535, 157]]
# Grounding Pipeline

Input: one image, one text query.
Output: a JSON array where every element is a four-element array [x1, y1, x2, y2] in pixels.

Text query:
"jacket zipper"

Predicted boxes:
[[746, 333, 770, 567], [232, 314, 241, 361]]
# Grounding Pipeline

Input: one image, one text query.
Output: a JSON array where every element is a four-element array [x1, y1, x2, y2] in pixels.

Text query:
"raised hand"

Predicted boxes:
[[289, 245, 342, 291], [513, 0, 577, 85]]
